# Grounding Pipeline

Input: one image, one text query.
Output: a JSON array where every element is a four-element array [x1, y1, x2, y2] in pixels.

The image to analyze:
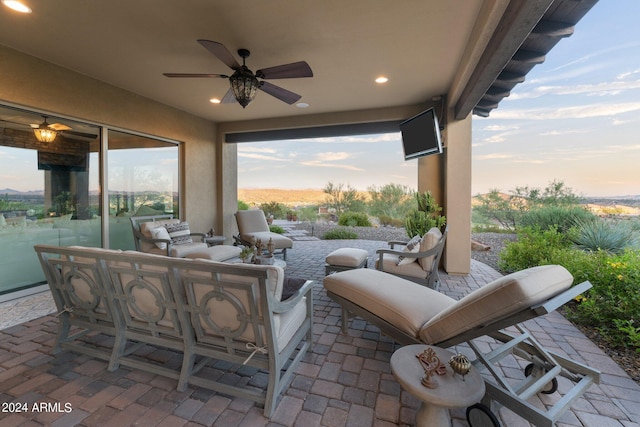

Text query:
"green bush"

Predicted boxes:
[[498, 227, 571, 273], [571, 218, 637, 254], [338, 211, 371, 227], [237, 200, 250, 211], [519, 205, 595, 233], [498, 226, 640, 350], [323, 228, 358, 240], [260, 201, 287, 219], [379, 215, 405, 227], [567, 249, 640, 349], [269, 225, 285, 234]]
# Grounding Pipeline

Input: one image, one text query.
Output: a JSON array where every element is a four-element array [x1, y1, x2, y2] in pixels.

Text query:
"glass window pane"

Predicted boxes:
[[0, 106, 100, 296], [107, 130, 179, 250]]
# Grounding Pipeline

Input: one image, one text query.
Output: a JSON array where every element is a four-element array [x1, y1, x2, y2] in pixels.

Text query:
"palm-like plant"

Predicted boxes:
[[571, 218, 637, 254]]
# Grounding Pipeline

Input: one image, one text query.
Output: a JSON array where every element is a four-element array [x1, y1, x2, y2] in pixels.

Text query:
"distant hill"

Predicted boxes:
[[0, 188, 44, 195], [238, 188, 371, 207]]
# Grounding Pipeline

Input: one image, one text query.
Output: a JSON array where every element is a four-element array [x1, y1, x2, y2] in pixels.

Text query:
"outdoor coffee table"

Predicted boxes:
[[390, 344, 485, 427]]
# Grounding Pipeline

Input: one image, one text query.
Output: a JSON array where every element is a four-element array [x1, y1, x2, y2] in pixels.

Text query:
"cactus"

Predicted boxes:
[[404, 191, 446, 237]]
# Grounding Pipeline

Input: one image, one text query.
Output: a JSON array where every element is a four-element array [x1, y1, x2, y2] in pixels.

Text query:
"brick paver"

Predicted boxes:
[[0, 239, 639, 426]]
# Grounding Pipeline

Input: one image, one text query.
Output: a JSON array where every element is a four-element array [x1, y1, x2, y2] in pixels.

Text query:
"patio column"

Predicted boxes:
[[443, 114, 472, 275]]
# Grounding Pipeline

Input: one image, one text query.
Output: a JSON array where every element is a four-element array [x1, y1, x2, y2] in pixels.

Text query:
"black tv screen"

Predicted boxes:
[[400, 108, 443, 160]]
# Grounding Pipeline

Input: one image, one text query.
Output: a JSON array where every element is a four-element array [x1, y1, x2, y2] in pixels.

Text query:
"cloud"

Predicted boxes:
[[490, 102, 640, 120], [475, 153, 514, 160], [237, 146, 277, 154], [237, 152, 289, 162], [483, 125, 519, 131], [511, 79, 640, 100], [539, 129, 590, 136], [300, 151, 365, 171]]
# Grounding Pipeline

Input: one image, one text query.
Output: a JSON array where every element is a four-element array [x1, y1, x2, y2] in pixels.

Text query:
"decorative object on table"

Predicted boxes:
[[415, 347, 446, 389], [267, 238, 275, 257], [206, 228, 214, 237], [449, 353, 472, 380], [239, 246, 253, 263], [255, 238, 264, 255]]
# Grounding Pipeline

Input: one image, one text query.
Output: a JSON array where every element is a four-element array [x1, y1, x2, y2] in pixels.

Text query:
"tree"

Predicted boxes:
[[367, 183, 415, 219], [322, 182, 363, 215]]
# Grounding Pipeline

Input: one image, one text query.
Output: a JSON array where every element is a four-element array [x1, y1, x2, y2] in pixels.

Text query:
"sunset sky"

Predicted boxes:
[[238, 0, 640, 197]]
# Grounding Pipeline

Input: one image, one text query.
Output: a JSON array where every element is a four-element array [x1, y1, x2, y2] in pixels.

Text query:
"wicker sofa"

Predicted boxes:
[[34, 244, 313, 417]]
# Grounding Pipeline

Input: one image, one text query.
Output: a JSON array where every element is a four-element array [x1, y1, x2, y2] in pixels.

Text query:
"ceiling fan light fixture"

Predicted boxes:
[[229, 67, 260, 108], [2, 0, 32, 13], [33, 117, 58, 142]]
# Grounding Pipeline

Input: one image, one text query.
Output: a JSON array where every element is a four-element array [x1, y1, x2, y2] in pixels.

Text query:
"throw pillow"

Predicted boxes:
[[150, 226, 171, 250], [164, 221, 193, 245], [397, 235, 421, 266]]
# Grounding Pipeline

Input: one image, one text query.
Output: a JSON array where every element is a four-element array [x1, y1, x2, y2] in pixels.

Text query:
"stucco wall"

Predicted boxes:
[[0, 44, 218, 234]]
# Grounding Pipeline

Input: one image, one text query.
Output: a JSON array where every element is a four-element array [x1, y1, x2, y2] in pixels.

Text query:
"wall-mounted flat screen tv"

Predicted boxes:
[[400, 107, 443, 160]]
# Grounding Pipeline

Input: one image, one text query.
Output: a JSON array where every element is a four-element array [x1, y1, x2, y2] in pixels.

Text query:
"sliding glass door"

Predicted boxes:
[[0, 104, 180, 299]]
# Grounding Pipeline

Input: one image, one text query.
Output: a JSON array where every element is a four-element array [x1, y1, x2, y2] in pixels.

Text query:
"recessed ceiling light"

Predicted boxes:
[[375, 76, 389, 84], [2, 0, 32, 13], [296, 102, 309, 108], [209, 98, 221, 104]]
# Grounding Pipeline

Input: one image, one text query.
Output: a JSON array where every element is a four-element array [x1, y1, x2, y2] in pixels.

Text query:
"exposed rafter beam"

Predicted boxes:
[[531, 19, 575, 38], [454, 0, 554, 120]]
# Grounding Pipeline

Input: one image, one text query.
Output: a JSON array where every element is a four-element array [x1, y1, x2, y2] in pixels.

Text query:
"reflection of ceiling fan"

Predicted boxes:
[[164, 39, 313, 108], [0, 115, 97, 142]]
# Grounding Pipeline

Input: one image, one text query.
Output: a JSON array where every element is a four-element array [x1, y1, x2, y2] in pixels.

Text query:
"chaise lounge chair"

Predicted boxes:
[[324, 265, 600, 427]]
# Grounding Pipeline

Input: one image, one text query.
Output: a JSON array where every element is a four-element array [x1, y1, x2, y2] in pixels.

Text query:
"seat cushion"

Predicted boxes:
[[185, 245, 242, 262], [420, 264, 573, 345], [376, 254, 428, 279], [324, 268, 455, 338], [169, 242, 208, 257], [325, 248, 368, 267]]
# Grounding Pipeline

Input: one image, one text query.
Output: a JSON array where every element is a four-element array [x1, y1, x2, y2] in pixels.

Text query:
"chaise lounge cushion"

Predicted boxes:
[[419, 264, 573, 344], [324, 268, 455, 338]]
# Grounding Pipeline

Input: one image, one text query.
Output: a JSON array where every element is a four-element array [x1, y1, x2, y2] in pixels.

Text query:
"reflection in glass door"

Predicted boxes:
[[106, 130, 179, 250]]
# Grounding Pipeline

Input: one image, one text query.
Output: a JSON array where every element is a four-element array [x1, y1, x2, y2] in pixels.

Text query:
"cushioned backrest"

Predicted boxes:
[[180, 260, 284, 346], [139, 219, 180, 252], [236, 210, 269, 234], [419, 264, 573, 345], [418, 227, 443, 271]]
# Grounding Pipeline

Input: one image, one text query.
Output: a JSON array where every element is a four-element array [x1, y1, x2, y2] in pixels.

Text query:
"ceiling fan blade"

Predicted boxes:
[[257, 61, 313, 79], [163, 73, 228, 78], [49, 123, 72, 131], [259, 81, 302, 105], [197, 39, 241, 70], [219, 88, 237, 104]]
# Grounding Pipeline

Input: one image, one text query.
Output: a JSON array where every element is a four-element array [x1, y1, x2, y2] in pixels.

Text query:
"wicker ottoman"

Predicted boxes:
[[325, 248, 368, 275]]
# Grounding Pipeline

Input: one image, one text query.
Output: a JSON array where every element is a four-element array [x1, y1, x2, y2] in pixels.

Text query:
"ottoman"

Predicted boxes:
[[325, 248, 368, 275]]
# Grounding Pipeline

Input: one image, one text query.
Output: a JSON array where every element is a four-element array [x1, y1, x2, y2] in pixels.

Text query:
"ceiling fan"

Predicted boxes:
[[163, 39, 313, 108]]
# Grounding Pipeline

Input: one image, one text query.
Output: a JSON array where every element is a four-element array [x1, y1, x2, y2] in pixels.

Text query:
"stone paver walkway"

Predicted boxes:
[[1, 239, 639, 426]]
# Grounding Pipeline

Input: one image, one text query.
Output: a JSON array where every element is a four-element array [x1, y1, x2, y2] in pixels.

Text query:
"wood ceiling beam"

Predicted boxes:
[[453, 0, 554, 120]]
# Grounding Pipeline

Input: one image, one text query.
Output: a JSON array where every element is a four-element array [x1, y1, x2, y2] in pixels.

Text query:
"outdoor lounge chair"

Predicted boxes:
[[323, 265, 600, 427], [131, 214, 240, 261], [375, 225, 447, 290], [234, 210, 293, 260]]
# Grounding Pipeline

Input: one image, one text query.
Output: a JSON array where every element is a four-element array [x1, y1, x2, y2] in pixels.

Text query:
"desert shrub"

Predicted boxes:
[[571, 218, 637, 254], [498, 227, 571, 273], [269, 225, 285, 234], [260, 201, 287, 219], [566, 249, 640, 349], [237, 200, 250, 211], [378, 215, 404, 227], [519, 205, 595, 233], [323, 228, 358, 240], [338, 211, 371, 227], [499, 227, 640, 350]]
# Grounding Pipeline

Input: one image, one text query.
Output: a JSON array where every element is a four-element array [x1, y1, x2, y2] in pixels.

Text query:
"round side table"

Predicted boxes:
[[390, 344, 485, 427]]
